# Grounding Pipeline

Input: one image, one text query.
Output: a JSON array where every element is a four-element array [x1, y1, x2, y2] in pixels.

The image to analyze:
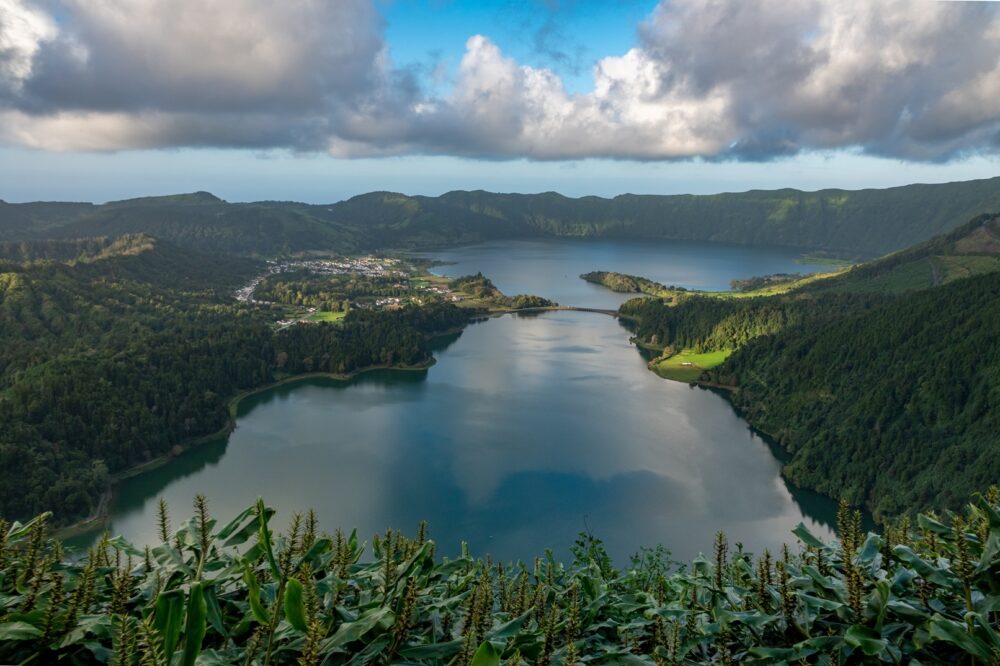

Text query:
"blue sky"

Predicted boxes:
[[380, 0, 657, 94], [0, 0, 997, 203]]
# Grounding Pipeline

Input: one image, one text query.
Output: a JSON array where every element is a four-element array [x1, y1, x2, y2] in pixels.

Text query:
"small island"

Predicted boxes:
[[449, 272, 557, 310], [580, 270, 678, 296]]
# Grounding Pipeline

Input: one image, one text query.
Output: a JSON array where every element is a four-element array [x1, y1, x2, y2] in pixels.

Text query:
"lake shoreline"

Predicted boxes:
[[53, 307, 626, 540], [53, 358, 437, 540]]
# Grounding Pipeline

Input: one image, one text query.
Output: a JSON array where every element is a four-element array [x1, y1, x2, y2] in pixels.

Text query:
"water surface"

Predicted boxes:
[[415, 238, 818, 308], [81, 308, 838, 563]]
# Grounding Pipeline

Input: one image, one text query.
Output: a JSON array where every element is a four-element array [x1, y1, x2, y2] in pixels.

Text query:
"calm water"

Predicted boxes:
[[416, 238, 818, 308], [75, 236, 845, 562]]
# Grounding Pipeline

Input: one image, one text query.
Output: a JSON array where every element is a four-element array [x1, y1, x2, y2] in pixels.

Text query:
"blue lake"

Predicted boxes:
[[79, 239, 838, 562]]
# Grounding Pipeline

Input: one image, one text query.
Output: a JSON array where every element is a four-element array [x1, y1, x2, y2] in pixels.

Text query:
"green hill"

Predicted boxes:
[[617, 213, 1000, 519], [809, 213, 1000, 293], [4, 177, 1000, 256], [0, 237, 474, 524], [711, 269, 1000, 519]]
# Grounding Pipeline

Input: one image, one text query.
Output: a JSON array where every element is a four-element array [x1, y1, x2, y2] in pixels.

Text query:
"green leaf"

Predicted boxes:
[[256, 498, 281, 579], [324, 607, 394, 649], [242, 565, 269, 625], [283, 578, 308, 633], [892, 545, 954, 587], [4, 513, 52, 543], [203, 583, 227, 639], [928, 614, 993, 661], [470, 640, 501, 666], [58, 614, 113, 648], [792, 522, 827, 549], [976, 531, 999, 574], [298, 536, 333, 568], [844, 624, 887, 656], [181, 582, 208, 666], [917, 513, 951, 535], [856, 533, 880, 565], [400, 639, 464, 659], [0, 620, 42, 641], [488, 608, 533, 639], [154, 589, 185, 658], [216, 505, 261, 546]]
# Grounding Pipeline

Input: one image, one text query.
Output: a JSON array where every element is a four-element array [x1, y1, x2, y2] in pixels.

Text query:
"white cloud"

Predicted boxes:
[[0, 0, 998, 161], [0, 0, 56, 90]]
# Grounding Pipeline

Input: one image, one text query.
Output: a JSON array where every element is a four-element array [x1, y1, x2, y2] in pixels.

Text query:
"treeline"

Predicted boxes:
[[450, 273, 556, 309], [274, 304, 472, 374], [620, 292, 888, 353], [0, 237, 118, 263], [1, 491, 997, 664], [711, 269, 1000, 518], [0, 240, 473, 524]]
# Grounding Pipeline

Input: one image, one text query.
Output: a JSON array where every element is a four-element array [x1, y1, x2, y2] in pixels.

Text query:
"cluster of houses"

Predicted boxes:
[[235, 256, 403, 304], [235, 256, 472, 327]]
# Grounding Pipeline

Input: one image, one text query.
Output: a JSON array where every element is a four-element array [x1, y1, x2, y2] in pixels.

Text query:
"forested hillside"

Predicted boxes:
[[3, 177, 1000, 256], [710, 270, 1000, 519], [621, 292, 889, 353], [0, 239, 474, 524], [617, 213, 1000, 519]]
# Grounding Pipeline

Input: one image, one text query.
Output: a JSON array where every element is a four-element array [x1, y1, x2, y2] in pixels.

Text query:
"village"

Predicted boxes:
[[234, 255, 406, 305], [234, 254, 467, 327]]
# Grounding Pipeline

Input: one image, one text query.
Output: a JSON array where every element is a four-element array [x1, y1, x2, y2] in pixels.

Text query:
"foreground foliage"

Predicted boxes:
[[1, 491, 998, 664]]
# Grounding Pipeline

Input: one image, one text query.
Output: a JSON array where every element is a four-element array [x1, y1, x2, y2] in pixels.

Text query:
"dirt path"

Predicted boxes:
[[927, 258, 941, 286]]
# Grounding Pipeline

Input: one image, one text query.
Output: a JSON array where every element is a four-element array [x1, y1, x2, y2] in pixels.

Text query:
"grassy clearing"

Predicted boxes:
[[720, 269, 846, 298], [632, 269, 847, 304], [306, 310, 347, 323], [797, 254, 856, 267], [822, 260, 934, 294], [937, 254, 1000, 283], [652, 349, 732, 382]]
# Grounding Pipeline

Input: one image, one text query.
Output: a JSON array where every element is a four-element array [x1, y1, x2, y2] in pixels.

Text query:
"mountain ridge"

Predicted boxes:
[[3, 176, 1000, 256]]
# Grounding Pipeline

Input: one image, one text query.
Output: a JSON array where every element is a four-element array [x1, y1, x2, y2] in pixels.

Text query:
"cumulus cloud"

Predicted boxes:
[[0, 0, 55, 92], [0, 0, 998, 161]]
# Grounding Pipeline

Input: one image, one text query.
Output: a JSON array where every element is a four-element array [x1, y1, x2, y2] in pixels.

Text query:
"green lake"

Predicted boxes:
[[78, 239, 841, 562]]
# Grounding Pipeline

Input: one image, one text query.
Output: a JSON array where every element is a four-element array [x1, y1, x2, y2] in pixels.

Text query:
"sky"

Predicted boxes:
[[0, 0, 998, 203]]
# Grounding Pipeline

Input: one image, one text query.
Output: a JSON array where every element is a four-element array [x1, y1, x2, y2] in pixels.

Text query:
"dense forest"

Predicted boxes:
[[615, 213, 1000, 518], [0, 240, 474, 524], [255, 272, 406, 311], [709, 270, 1000, 519], [274, 305, 472, 374], [620, 292, 888, 353], [4, 177, 1000, 256], [0, 489, 996, 664]]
